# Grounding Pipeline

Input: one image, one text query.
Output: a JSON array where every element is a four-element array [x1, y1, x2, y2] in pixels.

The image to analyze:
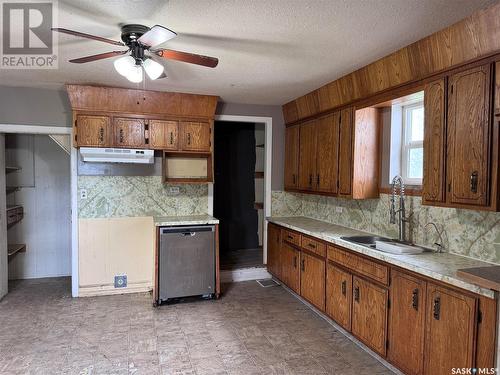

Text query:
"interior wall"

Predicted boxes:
[[216, 102, 285, 190], [6, 135, 71, 279], [0, 134, 7, 299]]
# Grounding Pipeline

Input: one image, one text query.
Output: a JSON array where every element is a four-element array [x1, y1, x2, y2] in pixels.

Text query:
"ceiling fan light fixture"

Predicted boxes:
[[126, 65, 143, 83], [114, 55, 135, 76], [143, 58, 164, 80]]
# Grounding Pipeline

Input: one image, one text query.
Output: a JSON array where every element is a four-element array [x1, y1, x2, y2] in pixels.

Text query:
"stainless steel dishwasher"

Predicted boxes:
[[158, 225, 215, 304]]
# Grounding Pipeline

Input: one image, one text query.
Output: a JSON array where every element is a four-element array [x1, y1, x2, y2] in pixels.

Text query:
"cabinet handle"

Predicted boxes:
[[293, 256, 297, 269], [301, 259, 305, 272], [341, 280, 347, 296], [317, 174, 320, 186], [307, 243, 316, 249], [187, 133, 191, 145], [433, 296, 441, 320], [309, 174, 313, 186], [412, 288, 419, 310], [354, 286, 360, 302], [292, 174, 296, 185], [470, 171, 478, 193], [119, 128, 124, 143], [99, 127, 104, 142], [287, 235, 293, 240], [169, 132, 174, 145]]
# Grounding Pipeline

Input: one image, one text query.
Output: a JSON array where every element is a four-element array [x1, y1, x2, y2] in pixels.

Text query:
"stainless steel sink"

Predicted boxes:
[[340, 235, 393, 248]]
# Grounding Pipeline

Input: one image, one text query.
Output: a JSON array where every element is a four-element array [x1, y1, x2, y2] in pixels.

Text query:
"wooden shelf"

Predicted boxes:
[[256, 144, 264, 148], [7, 205, 23, 227], [5, 166, 21, 174], [8, 244, 26, 258]]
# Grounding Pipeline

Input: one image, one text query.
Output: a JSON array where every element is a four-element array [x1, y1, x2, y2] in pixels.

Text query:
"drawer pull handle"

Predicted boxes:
[[354, 286, 360, 302], [301, 259, 305, 272], [307, 243, 316, 249], [341, 280, 347, 296], [309, 174, 312, 186], [316, 174, 320, 186], [433, 296, 441, 320], [412, 288, 419, 310], [292, 174, 296, 185], [293, 256, 297, 269], [470, 171, 478, 193], [287, 235, 293, 240]]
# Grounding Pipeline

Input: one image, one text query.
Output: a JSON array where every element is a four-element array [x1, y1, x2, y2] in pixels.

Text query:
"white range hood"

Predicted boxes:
[[80, 147, 154, 164]]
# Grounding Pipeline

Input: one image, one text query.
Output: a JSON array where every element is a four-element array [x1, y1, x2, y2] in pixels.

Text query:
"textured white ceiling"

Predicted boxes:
[[0, 0, 494, 105]]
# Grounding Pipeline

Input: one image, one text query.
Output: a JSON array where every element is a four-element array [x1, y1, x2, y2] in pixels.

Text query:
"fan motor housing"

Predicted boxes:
[[120, 24, 150, 46]]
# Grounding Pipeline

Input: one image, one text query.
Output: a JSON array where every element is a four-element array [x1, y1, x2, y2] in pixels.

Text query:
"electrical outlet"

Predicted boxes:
[[169, 186, 180, 195], [80, 189, 88, 200], [114, 275, 127, 288], [335, 206, 343, 213]]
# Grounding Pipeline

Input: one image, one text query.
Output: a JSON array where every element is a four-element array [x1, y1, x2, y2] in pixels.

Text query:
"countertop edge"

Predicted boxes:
[[268, 217, 496, 299]]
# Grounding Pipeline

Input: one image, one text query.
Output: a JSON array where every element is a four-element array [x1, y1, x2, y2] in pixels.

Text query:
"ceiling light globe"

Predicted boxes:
[[126, 65, 143, 83], [114, 55, 135, 76], [143, 58, 164, 80]]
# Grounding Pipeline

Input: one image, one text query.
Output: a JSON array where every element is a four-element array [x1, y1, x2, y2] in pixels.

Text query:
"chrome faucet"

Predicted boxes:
[[390, 175, 410, 242], [424, 222, 445, 253]]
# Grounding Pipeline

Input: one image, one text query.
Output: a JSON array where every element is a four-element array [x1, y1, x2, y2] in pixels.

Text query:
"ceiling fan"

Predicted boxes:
[[52, 24, 219, 83]]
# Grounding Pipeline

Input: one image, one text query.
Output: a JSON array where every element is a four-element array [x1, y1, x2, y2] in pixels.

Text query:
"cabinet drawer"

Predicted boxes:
[[301, 236, 326, 257], [327, 245, 389, 285], [282, 229, 301, 246]]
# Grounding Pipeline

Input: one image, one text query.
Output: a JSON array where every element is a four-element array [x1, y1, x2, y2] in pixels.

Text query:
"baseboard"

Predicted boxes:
[[221, 267, 271, 283], [78, 282, 152, 297]]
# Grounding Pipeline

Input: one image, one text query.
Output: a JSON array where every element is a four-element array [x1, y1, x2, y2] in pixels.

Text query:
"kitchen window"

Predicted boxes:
[[401, 102, 424, 185]]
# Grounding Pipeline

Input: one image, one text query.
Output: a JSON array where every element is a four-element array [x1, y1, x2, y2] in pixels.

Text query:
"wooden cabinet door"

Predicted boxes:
[[267, 223, 281, 279], [352, 276, 388, 356], [447, 65, 491, 207], [422, 79, 446, 205], [387, 271, 426, 375], [75, 115, 111, 147], [338, 108, 353, 197], [326, 263, 352, 330], [298, 121, 317, 191], [281, 242, 300, 294], [300, 252, 325, 310], [424, 284, 477, 375], [180, 121, 211, 152], [149, 120, 178, 150], [284, 126, 300, 189], [113, 117, 146, 148], [315, 113, 339, 193]]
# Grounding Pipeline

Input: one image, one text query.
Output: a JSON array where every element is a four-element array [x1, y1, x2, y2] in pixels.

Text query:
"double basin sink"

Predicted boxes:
[[341, 235, 431, 255]]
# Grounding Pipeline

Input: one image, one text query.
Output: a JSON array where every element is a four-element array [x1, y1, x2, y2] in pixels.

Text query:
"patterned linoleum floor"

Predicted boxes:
[[0, 278, 394, 375]]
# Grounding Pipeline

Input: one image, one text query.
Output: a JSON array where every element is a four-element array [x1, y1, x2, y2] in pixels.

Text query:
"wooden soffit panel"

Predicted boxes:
[[283, 2, 500, 124], [66, 84, 219, 119]]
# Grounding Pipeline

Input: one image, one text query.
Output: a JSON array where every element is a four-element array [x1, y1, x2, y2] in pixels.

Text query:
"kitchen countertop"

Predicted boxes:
[[154, 214, 219, 226], [267, 216, 497, 299]]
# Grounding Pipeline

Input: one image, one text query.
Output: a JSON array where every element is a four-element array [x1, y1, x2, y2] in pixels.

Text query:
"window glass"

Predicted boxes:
[[410, 107, 424, 141], [407, 148, 423, 179]]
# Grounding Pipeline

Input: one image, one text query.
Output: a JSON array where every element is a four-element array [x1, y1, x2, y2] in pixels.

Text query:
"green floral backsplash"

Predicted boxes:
[[271, 191, 500, 264], [78, 176, 208, 219]]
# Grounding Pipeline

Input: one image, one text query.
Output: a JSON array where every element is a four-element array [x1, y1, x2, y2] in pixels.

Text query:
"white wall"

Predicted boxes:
[[0, 134, 7, 298], [7, 135, 71, 279]]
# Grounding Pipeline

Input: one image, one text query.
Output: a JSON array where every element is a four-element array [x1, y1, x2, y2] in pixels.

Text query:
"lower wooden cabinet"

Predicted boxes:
[[281, 241, 300, 294], [266, 223, 281, 278], [424, 283, 477, 375], [300, 251, 325, 310], [326, 262, 352, 330], [351, 276, 388, 356], [387, 270, 427, 375]]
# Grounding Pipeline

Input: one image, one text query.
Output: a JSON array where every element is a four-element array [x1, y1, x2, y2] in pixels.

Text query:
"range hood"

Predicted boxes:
[[80, 147, 154, 164]]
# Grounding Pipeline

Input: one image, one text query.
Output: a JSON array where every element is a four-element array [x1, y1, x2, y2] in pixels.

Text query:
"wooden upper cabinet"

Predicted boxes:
[[149, 120, 178, 150], [75, 115, 111, 147], [315, 113, 339, 193], [387, 271, 426, 375], [338, 108, 354, 197], [422, 79, 446, 205], [326, 262, 352, 331], [300, 251, 325, 310], [447, 65, 491, 207], [266, 223, 281, 279], [351, 276, 388, 356], [180, 121, 211, 152], [495, 61, 500, 116], [298, 121, 317, 190], [424, 283, 477, 375], [113, 117, 147, 148], [284, 126, 300, 189], [281, 241, 300, 294]]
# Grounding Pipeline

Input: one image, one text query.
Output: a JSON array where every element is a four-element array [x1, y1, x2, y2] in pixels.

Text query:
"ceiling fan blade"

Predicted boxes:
[[69, 50, 128, 64], [52, 28, 124, 46], [137, 25, 177, 47], [154, 49, 218, 68]]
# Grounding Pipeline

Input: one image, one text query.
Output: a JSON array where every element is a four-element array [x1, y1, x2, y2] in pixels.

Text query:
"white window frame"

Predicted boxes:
[[401, 101, 424, 185]]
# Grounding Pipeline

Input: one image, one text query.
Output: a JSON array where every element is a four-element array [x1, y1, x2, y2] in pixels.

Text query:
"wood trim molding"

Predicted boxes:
[[283, 2, 500, 124], [379, 186, 423, 196]]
